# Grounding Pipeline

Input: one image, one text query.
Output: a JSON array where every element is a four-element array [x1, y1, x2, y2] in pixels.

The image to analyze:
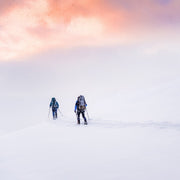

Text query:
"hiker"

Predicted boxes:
[[49, 97, 59, 120], [74, 95, 88, 125]]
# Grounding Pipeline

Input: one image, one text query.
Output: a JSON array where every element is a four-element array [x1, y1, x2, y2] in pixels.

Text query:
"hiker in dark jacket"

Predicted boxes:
[[50, 97, 59, 120], [74, 95, 87, 125]]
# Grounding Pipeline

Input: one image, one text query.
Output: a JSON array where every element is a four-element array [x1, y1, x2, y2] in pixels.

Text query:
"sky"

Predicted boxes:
[[0, 0, 180, 61], [1, 3, 180, 180], [0, 0, 180, 131]]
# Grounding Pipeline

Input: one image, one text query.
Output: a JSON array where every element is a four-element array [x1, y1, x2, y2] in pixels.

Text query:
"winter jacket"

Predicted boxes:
[[50, 101, 59, 110]]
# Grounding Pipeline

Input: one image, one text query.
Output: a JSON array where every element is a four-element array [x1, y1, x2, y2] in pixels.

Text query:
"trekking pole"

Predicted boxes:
[[58, 109, 63, 117], [76, 112, 78, 119], [48, 108, 50, 119], [86, 108, 90, 120], [48, 107, 52, 120], [74, 110, 78, 121]]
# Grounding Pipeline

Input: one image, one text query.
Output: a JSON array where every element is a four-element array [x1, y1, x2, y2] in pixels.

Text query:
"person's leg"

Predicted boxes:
[[82, 112, 87, 124], [52, 109, 57, 120], [77, 111, 80, 124], [52, 110, 55, 119], [55, 110, 57, 119]]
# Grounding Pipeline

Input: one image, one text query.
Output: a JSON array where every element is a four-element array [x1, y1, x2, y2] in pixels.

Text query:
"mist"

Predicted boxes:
[[0, 45, 180, 133]]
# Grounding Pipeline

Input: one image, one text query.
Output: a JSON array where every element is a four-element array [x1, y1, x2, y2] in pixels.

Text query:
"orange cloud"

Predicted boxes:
[[0, 0, 180, 61], [0, 0, 108, 61]]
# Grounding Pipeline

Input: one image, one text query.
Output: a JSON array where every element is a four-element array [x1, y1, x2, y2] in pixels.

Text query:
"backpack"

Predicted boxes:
[[52, 101, 58, 109], [78, 95, 86, 111], [51, 98, 59, 109]]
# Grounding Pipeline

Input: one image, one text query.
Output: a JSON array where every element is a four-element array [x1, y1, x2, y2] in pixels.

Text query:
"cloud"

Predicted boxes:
[[102, 0, 180, 26], [0, 0, 27, 15], [0, 0, 180, 61]]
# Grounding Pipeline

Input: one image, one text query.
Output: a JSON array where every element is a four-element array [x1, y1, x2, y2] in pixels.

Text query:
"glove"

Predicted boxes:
[[74, 110, 76, 113]]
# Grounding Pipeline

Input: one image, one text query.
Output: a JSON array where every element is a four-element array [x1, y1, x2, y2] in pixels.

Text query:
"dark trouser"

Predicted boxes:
[[52, 109, 57, 119], [77, 111, 87, 124]]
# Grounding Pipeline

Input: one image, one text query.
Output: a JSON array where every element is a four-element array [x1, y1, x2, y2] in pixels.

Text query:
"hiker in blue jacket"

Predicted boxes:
[[74, 95, 87, 125], [50, 97, 59, 120]]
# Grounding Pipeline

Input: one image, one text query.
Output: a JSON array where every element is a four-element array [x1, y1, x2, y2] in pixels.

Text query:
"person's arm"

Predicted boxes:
[[57, 102, 59, 109], [74, 101, 78, 112], [85, 100, 87, 107]]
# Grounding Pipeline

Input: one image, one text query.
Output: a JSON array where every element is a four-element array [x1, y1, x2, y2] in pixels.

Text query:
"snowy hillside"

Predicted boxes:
[[1, 50, 180, 133], [0, 118, 180, 180], [1, 46, 180, 180]]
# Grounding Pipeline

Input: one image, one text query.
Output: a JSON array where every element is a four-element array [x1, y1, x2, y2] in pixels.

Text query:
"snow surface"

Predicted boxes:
[[0, 118, 180, 180], [1, 46, 180, 179]]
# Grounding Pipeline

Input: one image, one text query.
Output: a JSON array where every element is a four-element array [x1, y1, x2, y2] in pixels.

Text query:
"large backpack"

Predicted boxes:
[[52, 102, 58, 109], [78, 95, 86, 111], [51, 98, 59, 109]]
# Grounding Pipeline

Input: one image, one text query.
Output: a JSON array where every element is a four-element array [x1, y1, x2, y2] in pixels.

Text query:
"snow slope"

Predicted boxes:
[[0, 118, 180, 180], [1, 47, 180, 132], [1, 46, 180, 180]]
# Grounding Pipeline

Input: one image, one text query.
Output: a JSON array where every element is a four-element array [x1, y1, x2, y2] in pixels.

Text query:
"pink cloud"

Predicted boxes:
[[101, 0, 180, 25], [0, 0, 27, 15], [0, 0, 180, 61]]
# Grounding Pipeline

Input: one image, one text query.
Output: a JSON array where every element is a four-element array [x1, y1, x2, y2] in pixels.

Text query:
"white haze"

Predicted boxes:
[[0, 44, 180, 133]]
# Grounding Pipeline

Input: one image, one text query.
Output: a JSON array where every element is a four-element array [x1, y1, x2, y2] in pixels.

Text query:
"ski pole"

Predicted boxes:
[[58, 109, 63, 117], [74, 110, 78, 119], [48, 108, 50, 119], [76, 112, 78, 119], [86, 108, 90, 120]]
